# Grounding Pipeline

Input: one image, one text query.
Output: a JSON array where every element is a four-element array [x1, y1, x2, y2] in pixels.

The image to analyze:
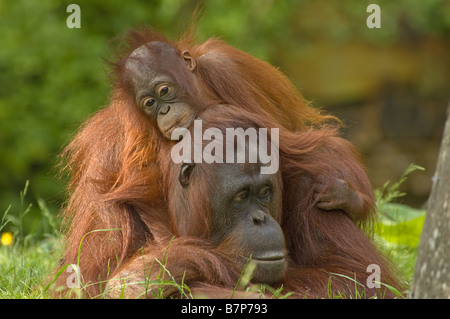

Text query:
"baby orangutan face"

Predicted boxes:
[[125, 41, 198, 139]]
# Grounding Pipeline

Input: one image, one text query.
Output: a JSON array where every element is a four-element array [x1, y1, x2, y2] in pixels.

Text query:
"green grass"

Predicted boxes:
[[0, 165, 425, 298], [0, 181, 62, 298], [0, 237, 61, 298]]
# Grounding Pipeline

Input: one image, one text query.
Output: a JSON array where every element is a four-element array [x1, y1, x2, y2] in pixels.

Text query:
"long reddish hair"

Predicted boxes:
[[54, 28, 403, 298]]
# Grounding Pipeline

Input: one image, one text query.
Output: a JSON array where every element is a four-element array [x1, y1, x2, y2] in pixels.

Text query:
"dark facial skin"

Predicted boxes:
[[125, 42, 197, 139], [179, 161, 287, 285]]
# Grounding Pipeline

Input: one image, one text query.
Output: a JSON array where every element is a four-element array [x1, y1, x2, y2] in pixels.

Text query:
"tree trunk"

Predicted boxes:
[[412, 103, 450, 299]]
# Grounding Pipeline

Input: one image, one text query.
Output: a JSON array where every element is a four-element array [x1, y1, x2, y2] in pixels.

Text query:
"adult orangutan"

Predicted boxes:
[[53, 29, 378, 297], [105, 105, 402, 299]]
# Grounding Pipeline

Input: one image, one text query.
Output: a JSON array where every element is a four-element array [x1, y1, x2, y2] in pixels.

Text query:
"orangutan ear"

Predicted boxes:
[[179, 162, 195, 187], [182, 50, 196, 71]]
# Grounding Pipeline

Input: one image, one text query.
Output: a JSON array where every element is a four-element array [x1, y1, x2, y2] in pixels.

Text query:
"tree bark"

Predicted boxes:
[[412, 104, 450, 299]]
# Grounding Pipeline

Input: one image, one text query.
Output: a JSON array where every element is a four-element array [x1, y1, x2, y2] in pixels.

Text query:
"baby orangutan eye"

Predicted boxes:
[[158, 85, 169, 97], [142, 97, 156, 108]]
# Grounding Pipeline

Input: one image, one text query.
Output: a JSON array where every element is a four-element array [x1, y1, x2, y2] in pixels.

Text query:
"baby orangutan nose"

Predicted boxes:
[[159, 104, 171, 115]]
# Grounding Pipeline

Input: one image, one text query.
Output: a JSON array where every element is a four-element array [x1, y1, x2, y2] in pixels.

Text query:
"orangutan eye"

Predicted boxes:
[[158, 85, 170, 97], [142, 97, 156, 108], [259, 186, 272, 198], [234, 190, 249, 203]]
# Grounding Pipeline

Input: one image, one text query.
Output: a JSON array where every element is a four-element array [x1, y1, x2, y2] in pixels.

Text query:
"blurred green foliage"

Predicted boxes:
[[374, 164, 426, 283], [0, 0, 449, 235]]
